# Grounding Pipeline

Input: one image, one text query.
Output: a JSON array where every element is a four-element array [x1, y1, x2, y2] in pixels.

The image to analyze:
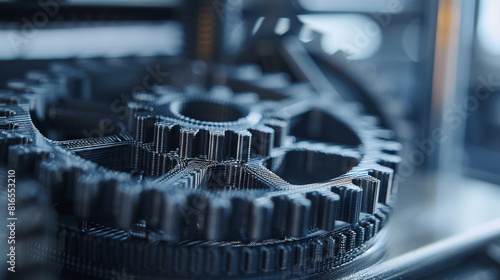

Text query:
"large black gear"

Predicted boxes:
[[0, 58, 400, 279]]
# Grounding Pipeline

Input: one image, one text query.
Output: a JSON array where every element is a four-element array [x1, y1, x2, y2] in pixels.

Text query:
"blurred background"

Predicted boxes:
[[1, 0, 500, 278]]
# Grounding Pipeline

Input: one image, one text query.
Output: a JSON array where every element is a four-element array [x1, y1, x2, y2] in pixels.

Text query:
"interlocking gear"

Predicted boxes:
[[0, 59, 400, 279]]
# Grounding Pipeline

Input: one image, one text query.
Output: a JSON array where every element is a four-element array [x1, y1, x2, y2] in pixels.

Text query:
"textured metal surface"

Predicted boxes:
[[0, 59, 400, 279]]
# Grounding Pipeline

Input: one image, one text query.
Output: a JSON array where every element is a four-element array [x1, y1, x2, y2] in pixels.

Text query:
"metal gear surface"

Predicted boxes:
[[0, 59, 401, 279]]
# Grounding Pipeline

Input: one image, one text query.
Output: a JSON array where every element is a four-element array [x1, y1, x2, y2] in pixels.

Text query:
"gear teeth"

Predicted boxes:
[[135, 143, 148, 172], [276, 245, 291, 271], [308, 239, 324, 268], [134, 115, 160, 143], [249, 125, 275, 157], [38, 160, 87, 206], [375, 208, 388, 229], [197, 129, 226, 161], [0, 131, 31, 163], [367, 215, 381, 236], [177, 246, 197, 275], [249, 197, 274, 240], [264, 118, 288, 147], [158, 192, 186, 242], [332, 184, 362, 224], [352, 176, 380, 214], [205, 247, 221, 276], [74, 175, 100, 219], [205, 196, 232, 240], [126, 102, 152, 133], [293, 243, 307, 268], [139, 188, 164, 229], [228, 196, 251, 239], [318, 192, 340, 231], [271, 194, 315, 238], [352, 224, 365, 246], [225, 130, 251, 162], [95, 176, 134, 227], [41, 210, 392, 279], [38, 160, 65, 200], [188, 246, 205, 275], [360, 220, 374, 241], [8, 144, 52, 175], [115, 185, 141, 229], [153, 122, 180, 153], [334, 232, 347, 257], [223, 247, 238, 275], [342, 229, 357, 251], [183, 193, 210, 239], [322, 236, 336, 263], [154, 123, 251, 162], [305, 192, 320, 230], [240, 248, 254, 274], [369, 165, 394, 204], [286, 195, 311, 237], [179, 128, 198, 158], [378, 153, 401, 196], [270, 195, 289, 236], [259, 246, 273, 272]]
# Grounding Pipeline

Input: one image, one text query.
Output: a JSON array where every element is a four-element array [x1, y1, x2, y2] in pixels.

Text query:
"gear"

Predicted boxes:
[[0, 59, 400, 279]]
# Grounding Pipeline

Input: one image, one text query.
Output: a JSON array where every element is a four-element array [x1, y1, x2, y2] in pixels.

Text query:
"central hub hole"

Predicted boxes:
[[179, 100, 246, 122]]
